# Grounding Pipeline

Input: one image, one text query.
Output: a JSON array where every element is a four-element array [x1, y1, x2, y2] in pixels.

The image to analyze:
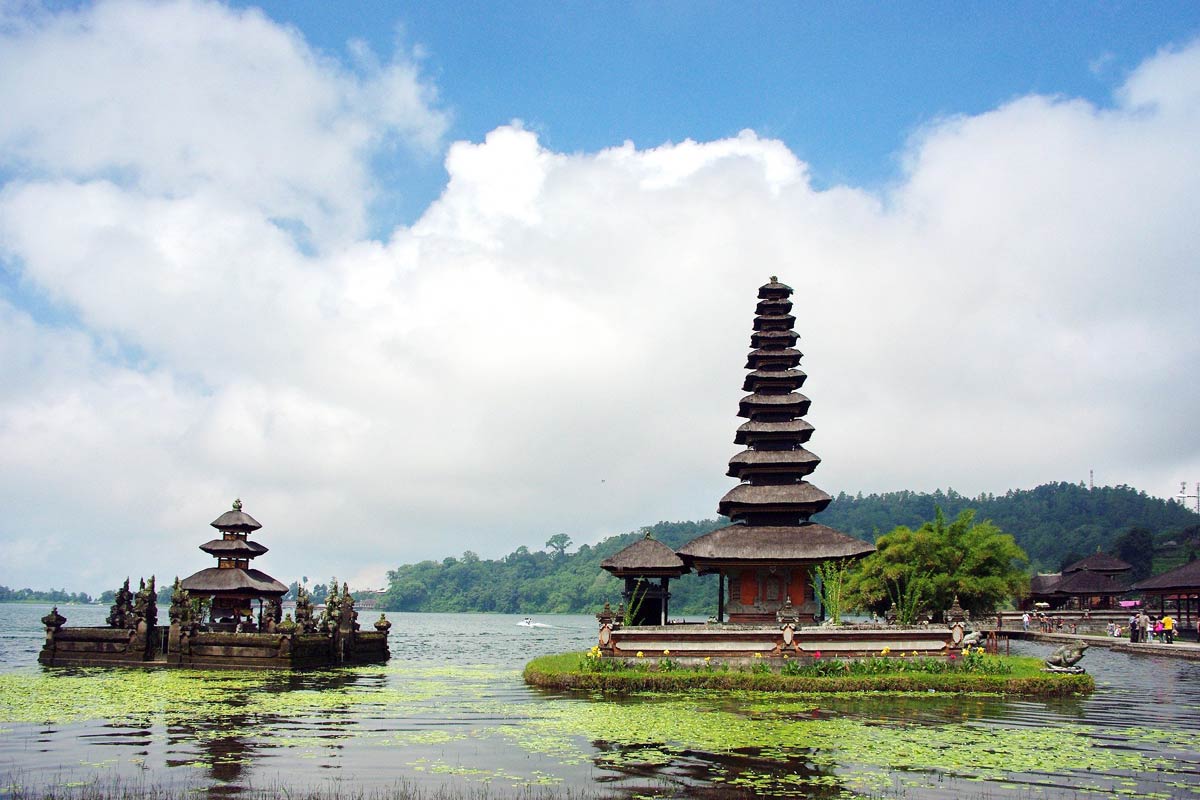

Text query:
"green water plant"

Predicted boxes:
[[810, 558, 850, 624]]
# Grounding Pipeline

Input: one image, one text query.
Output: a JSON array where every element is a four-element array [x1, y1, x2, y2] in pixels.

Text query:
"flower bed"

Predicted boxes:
[[523, 650, 1094, 696]]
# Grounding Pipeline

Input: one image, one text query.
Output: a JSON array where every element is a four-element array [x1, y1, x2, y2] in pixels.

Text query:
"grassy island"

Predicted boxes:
[[524, 651, 1094, 696]]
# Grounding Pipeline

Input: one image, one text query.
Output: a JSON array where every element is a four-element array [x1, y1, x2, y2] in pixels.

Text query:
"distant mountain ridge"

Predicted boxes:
[[380, 482, 1199, 615]]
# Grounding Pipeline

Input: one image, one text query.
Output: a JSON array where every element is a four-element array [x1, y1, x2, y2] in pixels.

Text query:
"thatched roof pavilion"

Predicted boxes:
[[181, 499, 287, 628], [1021, 551, 1132, 610], [677, 278, 873, 623], [1063, 552, 1132, 575], [1132, 560, 1200, 632], [601, 533, 688, 626]]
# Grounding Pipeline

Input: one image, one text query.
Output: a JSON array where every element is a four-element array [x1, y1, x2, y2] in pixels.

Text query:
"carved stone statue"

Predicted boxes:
[[107, 578, 134, 629], [295, 585, 315, 633], [1044, 642, 1089, 673], [132, 576, 157, 630], [168, 577, 192, 626], [374, 614, 392, 634], [42, 606, 66, 634]]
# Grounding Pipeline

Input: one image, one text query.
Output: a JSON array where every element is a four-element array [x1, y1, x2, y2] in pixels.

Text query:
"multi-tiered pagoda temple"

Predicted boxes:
[[678, 278, 874, 623], [181, 499, 288, 627]]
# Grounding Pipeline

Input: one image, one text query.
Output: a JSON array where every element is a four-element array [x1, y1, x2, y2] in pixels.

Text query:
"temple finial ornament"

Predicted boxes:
[[232, 498, 242, 511]]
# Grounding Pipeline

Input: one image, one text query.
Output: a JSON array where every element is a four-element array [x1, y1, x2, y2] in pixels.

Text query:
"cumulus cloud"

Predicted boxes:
[[0, 3, 1197, 591]]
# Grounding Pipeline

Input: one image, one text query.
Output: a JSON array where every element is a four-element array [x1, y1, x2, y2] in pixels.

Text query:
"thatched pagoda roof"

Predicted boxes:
[[727, 448, 820, 477], [601, 536, 688, 577], [742, 369, 807, 392], [677, 523, 874, 564], [745, 347, 802, 369], [199, 538, 269, 557], [1063, 552, 1132, 575], [718, 482, 832, 518], [738, 392, 811, 419], [756, 298, 792, 314], [758, 278, 794, 297], [181, 567, 287, 596], [753, 314, 796, 331], [210, 500, 262, 533], [1132, 560, 1200, 594], [734, 419, 814, 445], [750, 329, 799, 347]]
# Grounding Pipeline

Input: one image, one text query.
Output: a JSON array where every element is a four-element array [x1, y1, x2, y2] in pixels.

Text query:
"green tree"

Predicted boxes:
[[1113, 526, 1154, 581], [544, 533, 573, 559], [845, 508, 1029, 619]]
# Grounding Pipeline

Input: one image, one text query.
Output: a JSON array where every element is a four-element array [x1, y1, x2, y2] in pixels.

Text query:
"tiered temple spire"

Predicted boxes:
[[678, 278, 873, 623], [181, 499, 288, 627]]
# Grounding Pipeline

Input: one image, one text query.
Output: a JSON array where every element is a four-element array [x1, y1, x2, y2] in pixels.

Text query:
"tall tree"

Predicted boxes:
[[1113, 526, 1154, 581], [544, 533, 573, 559], [845, 508, 1030, 619]]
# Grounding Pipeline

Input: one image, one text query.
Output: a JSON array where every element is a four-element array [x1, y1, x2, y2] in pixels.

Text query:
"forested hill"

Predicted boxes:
[[379, 482, 1199, 615], [818, 482, 1198, 572]]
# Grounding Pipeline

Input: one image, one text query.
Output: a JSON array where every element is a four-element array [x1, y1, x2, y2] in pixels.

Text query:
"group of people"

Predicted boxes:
[[1020, 608, 1197, 643], [1128, 610, 1177, 643], [1021, 611, 1077, 634]]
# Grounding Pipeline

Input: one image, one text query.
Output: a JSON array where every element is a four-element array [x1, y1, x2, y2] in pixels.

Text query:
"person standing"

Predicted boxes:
[[1130, 612, 1140, 643], [1022, 611, 1030, 632], [1138, 610, 1151, 644], [1162, 613, 1175, 644]]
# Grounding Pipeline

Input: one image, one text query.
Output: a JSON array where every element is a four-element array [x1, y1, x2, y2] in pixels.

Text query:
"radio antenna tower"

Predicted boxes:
[[1178, 482, 1199, 514]]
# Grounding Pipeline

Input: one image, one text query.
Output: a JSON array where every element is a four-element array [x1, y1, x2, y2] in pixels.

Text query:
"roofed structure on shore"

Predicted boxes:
[[181, 499, 288, 625], [1132, 560, 1200, 632], [676, 277, 874, 623], [1063, 553, 1133, 575], [1021, 551, 1133, 610], [601, 533, 688, 625]]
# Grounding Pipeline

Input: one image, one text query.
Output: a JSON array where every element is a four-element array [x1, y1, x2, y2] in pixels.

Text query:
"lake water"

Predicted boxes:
[[1, 602, 1198, 798]]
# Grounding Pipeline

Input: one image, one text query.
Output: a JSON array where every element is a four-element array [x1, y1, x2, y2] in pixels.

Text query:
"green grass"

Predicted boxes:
[[523, 652, 1094, 696]]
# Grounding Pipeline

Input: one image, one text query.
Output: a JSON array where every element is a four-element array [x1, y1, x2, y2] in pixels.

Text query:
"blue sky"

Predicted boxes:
[[1, 1, 1199, 591], [236, 1, 1200, 229]]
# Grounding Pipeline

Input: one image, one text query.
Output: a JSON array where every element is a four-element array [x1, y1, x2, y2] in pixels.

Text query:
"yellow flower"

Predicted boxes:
[[636, 651, 644, 658], [662, 649, 670, 656], [911, 650, 918, 657], [880, 647, 891, 655], [753, 652, 763, 658], [703, 656, 711, 664]]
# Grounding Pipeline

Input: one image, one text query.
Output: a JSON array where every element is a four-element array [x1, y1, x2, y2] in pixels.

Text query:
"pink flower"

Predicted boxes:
[[949, 653, 957, 661], [813, 650, 822, 659]]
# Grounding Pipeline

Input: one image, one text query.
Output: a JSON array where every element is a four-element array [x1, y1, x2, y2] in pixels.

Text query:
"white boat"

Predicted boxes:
[[517, 617, 550, 628]]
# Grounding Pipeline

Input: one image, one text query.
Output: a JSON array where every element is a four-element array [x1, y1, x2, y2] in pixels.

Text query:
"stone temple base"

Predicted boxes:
[[604, 622, 959, 661], [39, 625, 388, 670]]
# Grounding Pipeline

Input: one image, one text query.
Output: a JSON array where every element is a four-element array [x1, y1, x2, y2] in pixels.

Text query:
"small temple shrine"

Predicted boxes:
[[180, 499, 288, 628], [676, 277, 875, 623], [39, 500, 390, 669], [600, 532, 688, 625], [597, 279, 963, 662]]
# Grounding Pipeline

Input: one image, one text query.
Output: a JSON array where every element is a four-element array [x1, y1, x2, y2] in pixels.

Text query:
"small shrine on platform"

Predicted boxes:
[[39, 500, 390, 670], [600, 533, 688, 625]]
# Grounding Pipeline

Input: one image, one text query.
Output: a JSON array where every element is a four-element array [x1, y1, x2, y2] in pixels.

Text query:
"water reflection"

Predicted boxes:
[[4, 605, 1200, 799]]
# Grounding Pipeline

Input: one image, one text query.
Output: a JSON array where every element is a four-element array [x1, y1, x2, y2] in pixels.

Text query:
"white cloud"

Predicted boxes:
[[0, 4, 1197, 591], [0, 0, 448, 247]]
